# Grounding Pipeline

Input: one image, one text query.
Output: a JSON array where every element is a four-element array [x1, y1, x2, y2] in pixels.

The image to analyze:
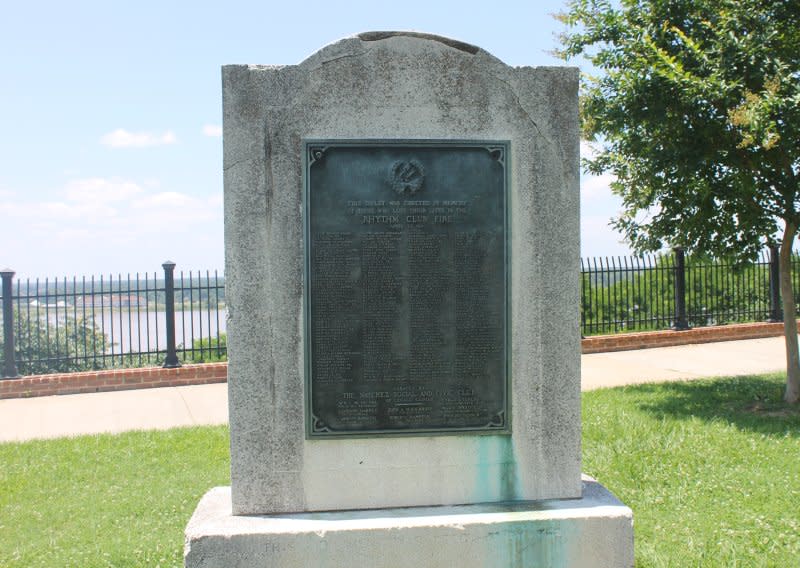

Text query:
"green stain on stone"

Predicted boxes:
[[474, 437, 491, 501], [473, 436, 579, 567], [486, 520, 575, 568], [499, 435, 519, 501], [474, 436, 520, 502]]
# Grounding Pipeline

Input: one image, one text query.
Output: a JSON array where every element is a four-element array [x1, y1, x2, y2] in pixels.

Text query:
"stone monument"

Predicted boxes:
[[185, 31, 633, 567]]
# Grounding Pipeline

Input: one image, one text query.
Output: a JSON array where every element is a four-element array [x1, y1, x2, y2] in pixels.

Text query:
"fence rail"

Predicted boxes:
[[1, 249, 798, 377], [0, 262, 225, 377], [581, 247, 798, 335]]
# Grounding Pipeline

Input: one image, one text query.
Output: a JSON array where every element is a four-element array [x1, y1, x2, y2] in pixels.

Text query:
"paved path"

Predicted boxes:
[[582, 335, 785, 389], [0, 384, 229, 443], [0, 336, 787, 443]]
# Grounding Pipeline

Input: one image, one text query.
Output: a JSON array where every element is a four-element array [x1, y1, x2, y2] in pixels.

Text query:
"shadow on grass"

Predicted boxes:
[[628, 374, 800, 436]]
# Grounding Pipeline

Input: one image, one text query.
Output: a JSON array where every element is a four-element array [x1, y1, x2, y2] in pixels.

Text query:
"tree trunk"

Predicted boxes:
[[779, 221, 800, 404]]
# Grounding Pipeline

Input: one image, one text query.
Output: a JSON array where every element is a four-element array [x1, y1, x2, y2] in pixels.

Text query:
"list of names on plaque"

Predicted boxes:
[[306, 141, 508, 436]]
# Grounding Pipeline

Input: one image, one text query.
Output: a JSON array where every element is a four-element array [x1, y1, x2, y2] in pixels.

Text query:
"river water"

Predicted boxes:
[[92, 310, 226, 354]]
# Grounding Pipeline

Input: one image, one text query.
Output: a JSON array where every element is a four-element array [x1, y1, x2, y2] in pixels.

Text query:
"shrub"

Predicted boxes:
[[180, 333, 227, 363], [2, 315, 109, 375]]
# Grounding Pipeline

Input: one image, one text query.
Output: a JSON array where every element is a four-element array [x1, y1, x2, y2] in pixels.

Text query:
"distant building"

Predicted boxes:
[[28, 300, 67, 308], [75, 294, 146, 308]]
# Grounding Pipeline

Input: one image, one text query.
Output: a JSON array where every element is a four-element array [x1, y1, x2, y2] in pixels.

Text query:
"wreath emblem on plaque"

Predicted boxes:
[[389, 159, 425, 195]]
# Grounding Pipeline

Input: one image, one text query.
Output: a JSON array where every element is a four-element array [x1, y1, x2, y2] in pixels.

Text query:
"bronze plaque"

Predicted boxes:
[[305, 141, 508, 437]]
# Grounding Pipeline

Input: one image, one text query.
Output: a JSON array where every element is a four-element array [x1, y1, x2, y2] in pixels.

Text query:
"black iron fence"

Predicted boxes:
[[1, 262, 225, 378], [1, 249, 798, 377], [581, 247, 797, 335]]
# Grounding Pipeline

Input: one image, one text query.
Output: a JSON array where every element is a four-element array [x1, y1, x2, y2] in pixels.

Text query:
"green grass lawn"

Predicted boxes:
[[584, 374, 800, 567], [0, 427, 229, 567], [0, 374, 798, 567]]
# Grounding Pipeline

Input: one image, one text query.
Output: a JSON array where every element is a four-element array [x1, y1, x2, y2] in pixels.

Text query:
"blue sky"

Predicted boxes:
[[0, 0, 628, 278]]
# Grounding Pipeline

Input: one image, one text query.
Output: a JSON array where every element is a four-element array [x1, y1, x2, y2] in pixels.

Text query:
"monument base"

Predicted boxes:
[[184, 476, 633, 568]]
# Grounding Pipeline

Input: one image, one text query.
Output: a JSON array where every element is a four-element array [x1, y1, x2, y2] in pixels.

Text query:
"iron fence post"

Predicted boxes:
[[162, 261, 181, 368], [1, 269, 19, 378], [671, 249, 690, 330], [767, 244, 782, 322]]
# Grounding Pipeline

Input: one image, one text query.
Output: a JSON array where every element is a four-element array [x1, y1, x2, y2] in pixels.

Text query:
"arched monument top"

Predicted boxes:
[[357, 31, 480, 54], [297, 30, 505, 68]]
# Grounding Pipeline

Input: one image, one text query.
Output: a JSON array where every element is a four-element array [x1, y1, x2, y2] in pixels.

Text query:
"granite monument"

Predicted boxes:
[[184, 31, 633, 568]]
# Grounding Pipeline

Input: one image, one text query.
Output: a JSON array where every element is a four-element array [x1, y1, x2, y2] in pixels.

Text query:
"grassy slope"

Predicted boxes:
[[0, 427, 229, 567], [584, 374, 800, 567], [0, 375, 797, 567]]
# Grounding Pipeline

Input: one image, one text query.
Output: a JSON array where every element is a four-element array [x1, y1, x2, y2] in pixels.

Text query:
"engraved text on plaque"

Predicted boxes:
[[305, 141, 508, 436]]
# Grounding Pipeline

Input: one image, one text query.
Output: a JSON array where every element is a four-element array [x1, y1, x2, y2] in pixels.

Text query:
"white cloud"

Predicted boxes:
[[581, 214, 632, 257], [129, 191, 218, 231], [134, 191, 196, 209], [1, 197, 117, 223], [581, 172, 616, 201], [0, 177, 220, 243], [100, 128, 177, 148], [202, 124, 222, 137], [207, 193, 223, 207], [579, 140, 618, 201], [55, 228, 92, 240], [2, 175, 223, 275], [64, 177, 144, 203], [579, 140, 598, 160]]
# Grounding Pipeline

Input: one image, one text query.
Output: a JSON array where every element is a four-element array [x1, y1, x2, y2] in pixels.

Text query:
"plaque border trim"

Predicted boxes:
[[303, 139, 511, 439]]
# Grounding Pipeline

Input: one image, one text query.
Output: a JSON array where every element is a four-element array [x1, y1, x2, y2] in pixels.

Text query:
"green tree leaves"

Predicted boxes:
[[560, 0, 799, 257], [3, 315, 108, 375], [560, 0, 800, 401]]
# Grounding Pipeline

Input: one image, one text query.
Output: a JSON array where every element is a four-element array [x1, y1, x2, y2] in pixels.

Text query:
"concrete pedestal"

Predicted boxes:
[[184, 476, 633, 568]]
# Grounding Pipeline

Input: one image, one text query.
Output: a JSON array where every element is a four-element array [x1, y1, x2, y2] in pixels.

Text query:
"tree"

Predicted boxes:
[[179, 333, 227, 363], [558, 0, 800, 402], [2, 314, 108, 375]]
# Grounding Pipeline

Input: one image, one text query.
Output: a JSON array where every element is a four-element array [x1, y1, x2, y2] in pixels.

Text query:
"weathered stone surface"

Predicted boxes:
[[223, 31, 581, 514], [184, 477, 633, 568]]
